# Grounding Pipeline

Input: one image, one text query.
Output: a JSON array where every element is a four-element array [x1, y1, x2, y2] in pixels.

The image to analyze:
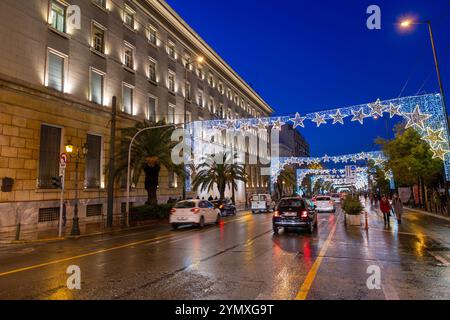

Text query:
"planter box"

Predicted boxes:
[[346, 214, 361, 226]]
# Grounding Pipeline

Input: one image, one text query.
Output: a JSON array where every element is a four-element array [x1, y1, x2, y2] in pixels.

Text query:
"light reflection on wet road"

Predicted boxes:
[[0, 202, 449, 300]]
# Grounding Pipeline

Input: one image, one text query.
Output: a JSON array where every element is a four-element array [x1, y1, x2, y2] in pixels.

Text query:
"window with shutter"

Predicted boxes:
[[47, 51, 64, 91], [90, 69, 104, 105], [38, 125, 61, 189], [85, 134, 102, 188]]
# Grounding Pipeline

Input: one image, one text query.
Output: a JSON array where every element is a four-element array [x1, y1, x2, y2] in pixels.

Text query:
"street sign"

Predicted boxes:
[[60, 153, 68, 164], [345, 165, 356, 184]]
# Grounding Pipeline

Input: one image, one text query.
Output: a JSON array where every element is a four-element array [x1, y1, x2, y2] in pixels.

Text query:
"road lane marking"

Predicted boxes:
[[0, 214, 250, 278], [427, 251, 450, 266], [295, 212, 341, 300]]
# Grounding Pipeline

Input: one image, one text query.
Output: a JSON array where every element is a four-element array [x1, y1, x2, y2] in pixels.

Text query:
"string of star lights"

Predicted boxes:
[[186, 93, 450, 193], [297, 168, 369, 193], [270, 151, 387, 184]]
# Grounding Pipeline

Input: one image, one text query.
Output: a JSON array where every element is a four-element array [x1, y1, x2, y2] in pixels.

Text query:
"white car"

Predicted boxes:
[[330, 193, 341, 204], [251, 194, 275, 213], [170, 199, 221, 229], [314, 196, 335, 213]]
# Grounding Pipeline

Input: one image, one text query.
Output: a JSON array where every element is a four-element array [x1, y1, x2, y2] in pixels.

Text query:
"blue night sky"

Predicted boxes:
[[166, 0, 450, 157]]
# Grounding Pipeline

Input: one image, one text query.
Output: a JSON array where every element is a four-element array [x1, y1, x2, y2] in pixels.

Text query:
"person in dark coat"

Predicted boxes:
[[380, 195, 391, 228]]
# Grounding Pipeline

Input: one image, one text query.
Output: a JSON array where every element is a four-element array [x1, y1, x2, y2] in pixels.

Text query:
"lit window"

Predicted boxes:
[[168, 170, 177, 188], [148, 58, 157, 82], [168, 104, 175, 124], [197, 66, 204, 80], [92, 0, 106, 8], [85, 134, 102, 189], [46, 49, 66, 92], [167, 40, 176, 59], [208, 73, 214, 87], [123, 42, 134, 69], [209, 97, 214, 113], [92, 22, 105, 54], [183, 53, 192, 69], [90, 68, 104, 105], [123, 6, 135, 29], [122, 83, 133, 114], [168, 70, 176, 93], [147, 25, 158, 45], [227, 89, 232, 100], [218, 81, 224, 95], [185, 81, 191, 100], [148, 95, 157, 122], [50, 1, 66, 33], [197, 89, 204, 107]]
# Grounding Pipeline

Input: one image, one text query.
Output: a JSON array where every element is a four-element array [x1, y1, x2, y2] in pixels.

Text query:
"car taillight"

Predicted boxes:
[[329, 201, 333, 205], [191, 208, 200, 213], [301, 210, 308, 218], [274, 210, 280, 217], [219, 204, 224, 209], [170, 208, 176, 214]]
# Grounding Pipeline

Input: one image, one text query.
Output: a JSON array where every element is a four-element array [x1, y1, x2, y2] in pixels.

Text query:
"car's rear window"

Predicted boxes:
[[317, 197, 331, 201], [278, 199, 305, 208], [174, 201, 196, 208]]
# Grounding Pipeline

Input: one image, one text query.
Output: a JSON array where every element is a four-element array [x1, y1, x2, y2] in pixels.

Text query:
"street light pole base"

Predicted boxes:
[[70, 217, 81, 236]]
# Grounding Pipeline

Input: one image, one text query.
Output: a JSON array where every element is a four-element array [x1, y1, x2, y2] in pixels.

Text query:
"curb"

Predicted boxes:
[[4, 219, 164, 245], [405, 207, 450, 222]]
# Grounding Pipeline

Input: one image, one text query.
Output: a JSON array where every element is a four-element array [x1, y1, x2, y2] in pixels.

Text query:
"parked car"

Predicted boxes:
[[210, 199, 237, 216], [273, 197, 318, 234], [251, 194, 275, 213], [314, 196, 335, 213], [170, 199, 221, 229], [330, 193, 341, 204]]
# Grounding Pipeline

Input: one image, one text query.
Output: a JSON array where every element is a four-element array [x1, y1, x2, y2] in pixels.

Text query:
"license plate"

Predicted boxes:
[[283, 212, 296, 217], [177, 217, 187, 221]]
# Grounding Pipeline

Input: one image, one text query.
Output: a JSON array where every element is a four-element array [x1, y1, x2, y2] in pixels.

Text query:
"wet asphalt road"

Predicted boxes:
[[0, 201, 449, 300]]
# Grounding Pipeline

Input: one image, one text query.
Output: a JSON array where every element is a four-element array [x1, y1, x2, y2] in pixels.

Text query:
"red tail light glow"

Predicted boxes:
[[191, 208, 200, 213], [301, 210, 308, 218], [329, 201, 333, 205], [219, 204, 224, 209], [170, 208, 176, 214], [274, 210, 280, 217]]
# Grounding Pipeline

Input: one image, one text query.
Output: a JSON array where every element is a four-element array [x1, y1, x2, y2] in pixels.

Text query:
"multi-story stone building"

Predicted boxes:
[[278, 124, 310, 158], [0, 0, 273, 234]]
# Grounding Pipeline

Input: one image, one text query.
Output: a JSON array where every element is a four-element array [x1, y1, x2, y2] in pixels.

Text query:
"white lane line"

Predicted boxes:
[[427, 251, 450, 266]]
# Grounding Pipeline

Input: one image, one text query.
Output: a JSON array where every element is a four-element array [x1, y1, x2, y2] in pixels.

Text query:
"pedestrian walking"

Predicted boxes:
[[392, 193, 403, 224], [380, 195, 391, 228]]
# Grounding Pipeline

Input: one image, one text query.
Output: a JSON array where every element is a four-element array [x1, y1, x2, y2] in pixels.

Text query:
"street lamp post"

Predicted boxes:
[[399, 19, 449, 139], [182, 55, 204, 200], [65, 140, 88, 236]]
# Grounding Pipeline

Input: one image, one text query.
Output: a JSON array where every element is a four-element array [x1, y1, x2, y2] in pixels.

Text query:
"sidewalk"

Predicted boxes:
[[0, 219, 165, 244]]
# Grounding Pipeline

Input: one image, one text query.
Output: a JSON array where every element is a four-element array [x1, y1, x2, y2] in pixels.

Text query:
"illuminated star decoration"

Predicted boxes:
[[368, 99, 386, 118], [257, 119, 267, 130], [351, 108, 368, 124], [388, 103, 402, 119], [373, 155, 384, 166], [431, 144, 449, 161], [323, 154, 330, 162], [424, 127, 446, 146], [312, 113, 326, 127], [290, 112, 307, 128], [241, 122, 250, 131], [404, 105, 432, 130], [225, 120, 235, 130], [271, 118, 284, 130], [331, 109, 345, 125]]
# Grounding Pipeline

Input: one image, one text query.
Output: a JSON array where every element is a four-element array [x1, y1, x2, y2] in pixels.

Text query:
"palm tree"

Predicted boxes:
[[114, 120, 183, 205], [192, 152, 246, 201], [276, 166, 296, 197]]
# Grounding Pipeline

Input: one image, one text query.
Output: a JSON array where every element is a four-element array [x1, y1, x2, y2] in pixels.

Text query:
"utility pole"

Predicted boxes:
[[107, 96, 117, 228]]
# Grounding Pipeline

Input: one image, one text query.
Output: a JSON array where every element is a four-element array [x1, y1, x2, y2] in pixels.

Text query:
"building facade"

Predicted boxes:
[[0, 0, 273, 234], [278, 124, 310, 158]]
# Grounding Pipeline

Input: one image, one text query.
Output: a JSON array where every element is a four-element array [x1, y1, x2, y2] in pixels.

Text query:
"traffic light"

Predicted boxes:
[[52, 176, 62, 188]]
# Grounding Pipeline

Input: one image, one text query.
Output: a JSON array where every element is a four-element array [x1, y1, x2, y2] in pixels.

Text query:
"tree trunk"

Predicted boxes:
[[144, 164, 160, 205], [231, 185, 235, 204]]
